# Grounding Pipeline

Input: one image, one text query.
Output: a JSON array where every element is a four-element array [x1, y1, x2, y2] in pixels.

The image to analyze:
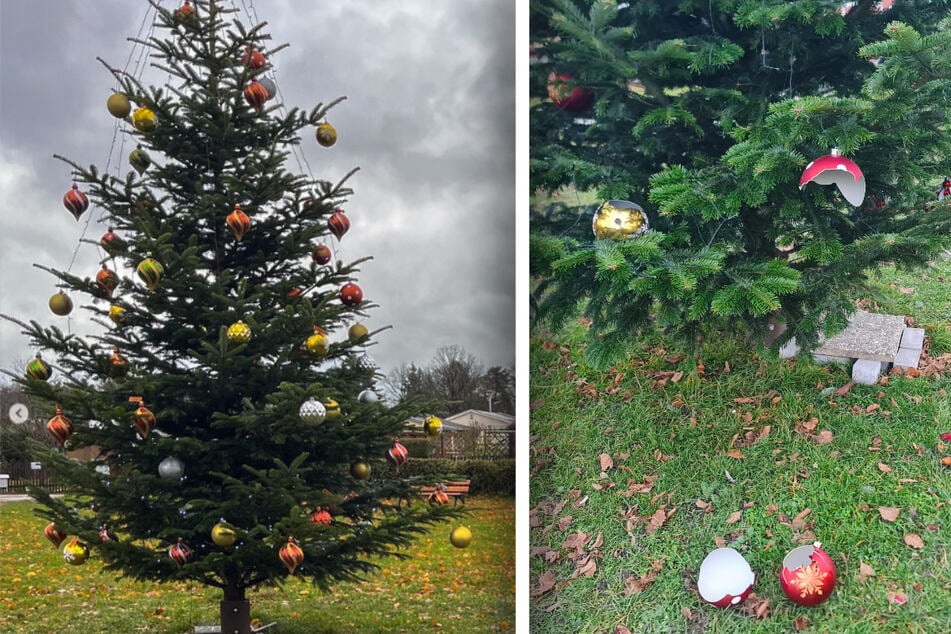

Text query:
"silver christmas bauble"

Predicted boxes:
[[299, 398, 327, 425], [158, 456, 184, 480], [357, 389, 379, 404]]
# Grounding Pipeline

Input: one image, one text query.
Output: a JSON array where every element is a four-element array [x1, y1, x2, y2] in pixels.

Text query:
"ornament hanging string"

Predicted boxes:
[[60, 2, 159, 298], [232, 0, 349, 263]]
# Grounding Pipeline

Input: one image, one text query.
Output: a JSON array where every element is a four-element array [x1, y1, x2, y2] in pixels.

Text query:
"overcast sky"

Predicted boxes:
[[0, 0, 515, 380]]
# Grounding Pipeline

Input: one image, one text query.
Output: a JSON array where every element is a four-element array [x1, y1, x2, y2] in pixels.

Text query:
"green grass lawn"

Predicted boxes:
[[0, 496, 514, 633], [529, 258, 951, 633]]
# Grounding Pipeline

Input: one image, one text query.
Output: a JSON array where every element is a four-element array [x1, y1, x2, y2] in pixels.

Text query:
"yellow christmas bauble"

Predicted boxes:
[[132, 106, 157, 132], [323, 398, 341, 419], [48, 292, 73, 316], [315, 122, 337, 147], [592, 200, 649, 239], [450, 526, 472, 549], [305, 330, 329, 356], [63, 537, 90, 565], [107, 93, 131, 118], [109, 305, 126, 325], [423, 415, 442, 437], [227, 320, 252, 344], [211, 522, 237, 547]]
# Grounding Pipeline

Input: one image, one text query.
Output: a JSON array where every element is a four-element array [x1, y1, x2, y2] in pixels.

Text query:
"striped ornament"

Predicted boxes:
[[46, 405, 74, 447], [133, 403, 156, 440], [99, 525, 118, 543], [226, 204, 251, 241], [136, 256, 164, 291], [386, 437, 409, 468], [279, 537, 304, 574], [327, 209, 350, 240], [96, 265, 119, 296], [26, 355, 52, 381], [168, 538, 193, 566], [44, 522, 67, 549], [63, 184, 89, 221], [429, 489, 450, 506], [244, 79, 268, 111], [99, 227, 124, 256]]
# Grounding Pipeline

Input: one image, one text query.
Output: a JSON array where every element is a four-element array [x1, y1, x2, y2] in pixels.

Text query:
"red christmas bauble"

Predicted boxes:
[[63, 183, 89, 221], [287, 287, 303, 299], [779, 543, 837, 606], [799, 148, 866, 207], [168, 538, 193, 566], [100, 227, 125, 256], [96, 265, 119, 296], [386, 437, 408, 467], [279, 537, 304, 574], [44, 522, 67, 549], [339, 282, 362, 306], [99, 524, 118, 542], [226, 204, 251, 241], [243, 47, 267, 69], [46, 405, 74, 447], [327, 209, 350, 240], [312, 244, 332, 265], [310, 508, 333, 526], [547, 72, 594, 113], [244, 80, 268, 111]]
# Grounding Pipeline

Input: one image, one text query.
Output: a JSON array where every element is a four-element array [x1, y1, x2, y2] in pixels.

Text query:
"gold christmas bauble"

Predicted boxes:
[[322, 398, 341, 420], [348, 323, 369, 343], [132, 106, 157, 132], [211, 522, 237, 547], [227, 320, 252, 344], [48, 292, 73, 316], [450, 526, 472, 549], [349, 461, 371, 480], [592, 200, 649, 239], [107, 93, 131, 118], [63, 537, 90, 565]]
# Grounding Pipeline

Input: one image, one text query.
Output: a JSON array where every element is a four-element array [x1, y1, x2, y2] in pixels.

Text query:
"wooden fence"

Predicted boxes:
[[431, 429, 515, 461], [0, 460, 68, 494]]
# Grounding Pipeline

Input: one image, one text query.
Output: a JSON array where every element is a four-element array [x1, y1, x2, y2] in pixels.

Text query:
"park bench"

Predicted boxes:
[[419, 479, 471, 506]]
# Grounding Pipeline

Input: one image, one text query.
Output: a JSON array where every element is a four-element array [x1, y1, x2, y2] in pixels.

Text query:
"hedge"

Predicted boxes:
[[382, 459, 515, 497]]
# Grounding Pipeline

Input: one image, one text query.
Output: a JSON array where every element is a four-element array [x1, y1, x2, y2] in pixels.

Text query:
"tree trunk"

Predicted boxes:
[[220, 586, 251, 634]]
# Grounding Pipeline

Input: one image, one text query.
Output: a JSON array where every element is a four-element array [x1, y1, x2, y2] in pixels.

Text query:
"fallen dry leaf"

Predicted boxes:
[[645, 506, 676, 536], [726, 510, 743, 525], [887, 591, 908, 605], [531, 571, 557, 597], [878, 507, 901, 522], [599, 453, 614, 473], [814, 430, 834, 444], [856, 561, 875, 584], [793, 615, 811, 631], [878, 462, 893, 473], [903, 533, 924, 549], [726, 449, 745, 459], [614, 626, 633, 634], [623, 557, 667, 595], [737, 592, 771, 619], [791, 508, 813, 531], [556, 516, 574, 532], [834, 381, 855, 397]]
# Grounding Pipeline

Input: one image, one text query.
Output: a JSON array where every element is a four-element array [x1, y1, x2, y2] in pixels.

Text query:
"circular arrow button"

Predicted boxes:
[[8, 403, 30, 424]]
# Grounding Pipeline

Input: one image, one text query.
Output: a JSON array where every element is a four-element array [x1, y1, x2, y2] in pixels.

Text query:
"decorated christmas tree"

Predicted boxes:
[[531, 0, 951, 367], [2, 1, 465, 631]]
